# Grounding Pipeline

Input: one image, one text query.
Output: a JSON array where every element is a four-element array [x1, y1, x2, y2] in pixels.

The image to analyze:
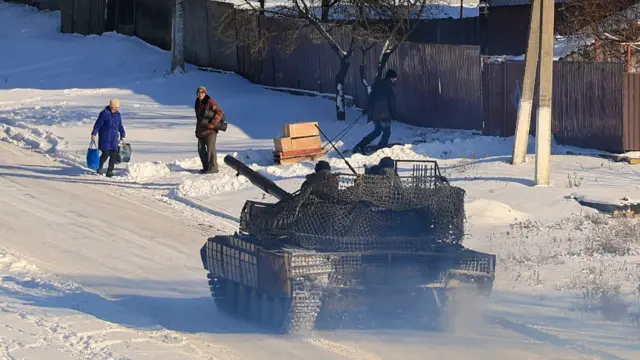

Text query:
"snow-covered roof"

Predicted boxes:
[[486, 0, 566, 7], [484, 35, 589, 61]]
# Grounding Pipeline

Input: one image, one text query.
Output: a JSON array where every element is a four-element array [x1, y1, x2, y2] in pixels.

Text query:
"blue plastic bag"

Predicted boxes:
[[86, 140, 100, 169]]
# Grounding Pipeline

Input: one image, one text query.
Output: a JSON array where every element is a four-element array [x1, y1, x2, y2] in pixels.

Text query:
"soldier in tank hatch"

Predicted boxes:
[[301, 160, 339, 193], [377, 157, 398, 176]]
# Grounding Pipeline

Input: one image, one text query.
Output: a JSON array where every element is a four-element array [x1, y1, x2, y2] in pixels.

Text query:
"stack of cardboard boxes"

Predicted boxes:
[[273, 121, 326, 164]]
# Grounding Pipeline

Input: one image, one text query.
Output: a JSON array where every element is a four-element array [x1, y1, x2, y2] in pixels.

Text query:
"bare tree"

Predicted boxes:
[[216, 0, 359, 121], [561, 0, 640, 69], [353, 0, 440, 95]]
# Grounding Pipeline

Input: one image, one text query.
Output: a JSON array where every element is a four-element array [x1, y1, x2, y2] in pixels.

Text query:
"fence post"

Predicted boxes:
[[171, 0, 185, 72]]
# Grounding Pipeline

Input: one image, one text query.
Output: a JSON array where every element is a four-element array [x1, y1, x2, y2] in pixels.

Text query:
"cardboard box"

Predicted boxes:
[[273, 135, 322, 153], [282, 121, 319, 138], [291, 135, 321, 150], [273, 137, 292, 152]]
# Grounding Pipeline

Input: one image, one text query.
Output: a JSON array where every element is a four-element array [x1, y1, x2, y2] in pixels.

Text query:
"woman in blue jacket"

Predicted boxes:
[[91, 98, 126, 177]]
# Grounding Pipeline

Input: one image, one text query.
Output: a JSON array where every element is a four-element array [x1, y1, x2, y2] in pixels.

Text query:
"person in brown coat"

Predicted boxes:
[[194, 86, 225, 174]]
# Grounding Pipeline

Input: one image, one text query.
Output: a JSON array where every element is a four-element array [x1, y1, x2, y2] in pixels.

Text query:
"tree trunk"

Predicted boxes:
[[511, 0, 541, 165], [535, 0, 555, 186], [171, 0, 185, 72], [335, 56, 351, 121], [321, 0, 330, 21], [359, 51, 371, 94], [375, 41, 393, 83]]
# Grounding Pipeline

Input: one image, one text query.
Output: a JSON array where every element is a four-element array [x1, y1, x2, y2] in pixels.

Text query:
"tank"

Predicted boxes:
[[200, 155, 496, 333]]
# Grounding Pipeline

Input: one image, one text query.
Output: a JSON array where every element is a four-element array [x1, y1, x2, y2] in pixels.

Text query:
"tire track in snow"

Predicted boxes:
[[488, 315, 627, 360], [0, 246, 241, 360], [300, 336, 384, 360], [1, 142, 395, 360]]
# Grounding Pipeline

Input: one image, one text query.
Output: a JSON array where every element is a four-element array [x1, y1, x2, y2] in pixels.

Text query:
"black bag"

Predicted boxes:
[[212, 113, 228, 132], [214, 121, 227, 132], [115, 142, 132, 164]]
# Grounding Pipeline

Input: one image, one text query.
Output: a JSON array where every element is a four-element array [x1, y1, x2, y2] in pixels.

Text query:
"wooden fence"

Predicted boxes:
[[482, 60, 637, 152]]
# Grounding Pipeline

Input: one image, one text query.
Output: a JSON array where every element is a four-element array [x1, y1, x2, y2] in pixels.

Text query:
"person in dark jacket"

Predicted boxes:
[[195, 86, 225, 174], [365, 164, 380, 175], [377, 156, 398, 176], [301, 161, 339, 193], [91, 98, 126, 177], [353, 69, 398, 154], [365, 157, 397, 176]]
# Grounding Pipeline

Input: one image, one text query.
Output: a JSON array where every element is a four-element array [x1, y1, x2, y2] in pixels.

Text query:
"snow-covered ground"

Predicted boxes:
[[1, 2, 640, 359]]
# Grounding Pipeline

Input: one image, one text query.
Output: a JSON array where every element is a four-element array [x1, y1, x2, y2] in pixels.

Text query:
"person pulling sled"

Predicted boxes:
[[352, 69, 398, 155]]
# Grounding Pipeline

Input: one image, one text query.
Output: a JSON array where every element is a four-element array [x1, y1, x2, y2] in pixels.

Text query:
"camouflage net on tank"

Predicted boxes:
[[243, 171, 466, 252]]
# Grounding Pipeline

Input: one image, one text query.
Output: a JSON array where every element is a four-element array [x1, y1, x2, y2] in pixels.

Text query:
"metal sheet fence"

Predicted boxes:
[[482, 60, 629, 152], [623, 73, 640, 152], [232, 15, 484, 130]]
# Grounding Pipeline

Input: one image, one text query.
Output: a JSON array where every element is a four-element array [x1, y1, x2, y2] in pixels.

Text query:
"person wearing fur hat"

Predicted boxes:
[[195, 86, 225, 174], [353, 69, 398, 155]]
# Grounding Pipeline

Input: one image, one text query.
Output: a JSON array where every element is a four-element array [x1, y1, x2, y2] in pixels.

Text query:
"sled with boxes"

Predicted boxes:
[[273, 121, 327, 165]]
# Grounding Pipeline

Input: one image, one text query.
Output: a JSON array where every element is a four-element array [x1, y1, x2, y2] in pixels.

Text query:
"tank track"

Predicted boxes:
[[206, 273, 325, 334]]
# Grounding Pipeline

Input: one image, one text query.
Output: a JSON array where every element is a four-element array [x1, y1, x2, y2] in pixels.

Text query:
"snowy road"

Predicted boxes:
[[0, 141, 620, 360]]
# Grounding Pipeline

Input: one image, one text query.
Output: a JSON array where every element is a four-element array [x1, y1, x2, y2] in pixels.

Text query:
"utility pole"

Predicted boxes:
[[535, 0, 555, 185], [171, 0, 185, 72], [511, 0, 541, 165]]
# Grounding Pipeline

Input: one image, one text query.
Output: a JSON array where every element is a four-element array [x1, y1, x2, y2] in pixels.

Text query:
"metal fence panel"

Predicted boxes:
[[483, 60, 625, 152], [623, 73, 640, 151]]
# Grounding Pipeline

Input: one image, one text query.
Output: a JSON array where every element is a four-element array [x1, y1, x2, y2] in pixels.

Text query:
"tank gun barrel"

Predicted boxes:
[[223, 155, 292, 201]]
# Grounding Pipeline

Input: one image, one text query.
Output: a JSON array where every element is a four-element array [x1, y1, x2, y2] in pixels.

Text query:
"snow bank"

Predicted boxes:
[[259, 162, 314, 179], [466, 199, 528, 227], [0, 105, 96, 127], [166, 157, 203, 172], [0, 251, 40, 275], [176, 176, 252, 197], [567, 191, 639, 208], [0, 117, 66, 152], [125, 161, 171, 183]]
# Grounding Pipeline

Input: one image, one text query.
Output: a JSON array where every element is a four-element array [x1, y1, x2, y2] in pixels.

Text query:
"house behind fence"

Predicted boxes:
[[54, 0, 640, 152]]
